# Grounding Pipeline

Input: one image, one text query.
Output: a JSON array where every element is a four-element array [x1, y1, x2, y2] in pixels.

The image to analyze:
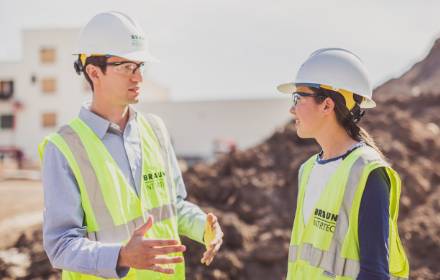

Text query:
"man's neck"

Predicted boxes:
[[90, 100, 130, 131]]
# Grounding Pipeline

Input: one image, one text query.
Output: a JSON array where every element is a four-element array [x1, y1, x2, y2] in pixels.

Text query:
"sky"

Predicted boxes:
[[1, 0, 440, 101]]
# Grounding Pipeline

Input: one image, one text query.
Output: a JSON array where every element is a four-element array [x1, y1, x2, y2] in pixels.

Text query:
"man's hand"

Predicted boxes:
[[201, 213, 223, 266], [117, 216, 186, 274]]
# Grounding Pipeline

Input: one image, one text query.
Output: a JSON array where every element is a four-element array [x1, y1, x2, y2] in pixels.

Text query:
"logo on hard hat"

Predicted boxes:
[[131, 34, 145, 47]]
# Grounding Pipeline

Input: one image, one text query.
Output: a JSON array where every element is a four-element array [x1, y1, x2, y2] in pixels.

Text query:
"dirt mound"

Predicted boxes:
[[2, 40, 440, 279], [375, 38, 440, 101], [181, 92, 440, 279], [0, 225, 59, 280], [400, 184, 440, 280]]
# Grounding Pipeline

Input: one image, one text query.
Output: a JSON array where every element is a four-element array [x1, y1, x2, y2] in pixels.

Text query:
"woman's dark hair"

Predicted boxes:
[[311, 87, 384, 158], [80, 55, 109, 91]]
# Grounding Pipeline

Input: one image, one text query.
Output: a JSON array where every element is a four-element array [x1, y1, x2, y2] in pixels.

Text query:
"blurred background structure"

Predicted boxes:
[[0, 1, 440, 279]]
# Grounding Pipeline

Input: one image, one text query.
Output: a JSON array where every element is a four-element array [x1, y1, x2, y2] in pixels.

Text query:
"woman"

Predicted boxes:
[[277, 48, 409, 280]]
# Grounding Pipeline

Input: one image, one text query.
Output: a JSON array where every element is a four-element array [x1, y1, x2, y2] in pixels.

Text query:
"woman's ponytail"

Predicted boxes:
[[314, 87, 384, 159]]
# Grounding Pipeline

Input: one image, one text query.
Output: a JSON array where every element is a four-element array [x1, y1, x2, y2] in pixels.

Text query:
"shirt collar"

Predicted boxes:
[[316, 141, 365, 164], [79, 103, 138, 139]]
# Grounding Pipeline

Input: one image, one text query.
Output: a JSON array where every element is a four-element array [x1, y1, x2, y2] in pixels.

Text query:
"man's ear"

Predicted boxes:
[[85, 64, 102, 85]]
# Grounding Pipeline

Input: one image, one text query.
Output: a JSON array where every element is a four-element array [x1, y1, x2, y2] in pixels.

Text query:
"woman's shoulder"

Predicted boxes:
[[354, 145, 389, 166]]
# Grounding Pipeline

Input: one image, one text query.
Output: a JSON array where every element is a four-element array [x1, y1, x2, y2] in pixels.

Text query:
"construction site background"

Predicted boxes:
[[1, 39, 440, 280]]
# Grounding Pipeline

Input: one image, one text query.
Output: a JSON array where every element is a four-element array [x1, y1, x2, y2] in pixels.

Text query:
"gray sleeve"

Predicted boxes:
[[42, 142, 128, 278], [167, 140, 207, 244]]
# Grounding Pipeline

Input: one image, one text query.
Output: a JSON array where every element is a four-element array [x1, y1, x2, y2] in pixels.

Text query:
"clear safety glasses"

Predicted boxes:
[[291, 92, 319, 107], [105, 61, 146, 76]]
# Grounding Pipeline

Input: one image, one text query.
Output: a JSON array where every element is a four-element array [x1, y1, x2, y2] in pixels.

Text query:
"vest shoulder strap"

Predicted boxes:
[[355, 145, 388, 166], [142, 114, 170, 159], [140, 114, 178, 201]]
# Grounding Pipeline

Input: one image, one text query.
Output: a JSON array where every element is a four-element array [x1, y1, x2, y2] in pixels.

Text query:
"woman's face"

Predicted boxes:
[[289, 86, 326, 138]]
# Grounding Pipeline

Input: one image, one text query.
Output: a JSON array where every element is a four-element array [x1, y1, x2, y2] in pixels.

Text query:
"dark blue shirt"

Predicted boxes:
[[357, 167, 390, 280]]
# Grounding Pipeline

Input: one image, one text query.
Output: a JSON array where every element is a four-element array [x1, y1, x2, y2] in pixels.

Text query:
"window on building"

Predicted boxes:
[[31, 74, 37, 84], [0, 80, 14, 100], [41, 78, 56, 93], [40, 48, 56, 64], [0, 114, 14, 129], [42, 112, 57, 128]]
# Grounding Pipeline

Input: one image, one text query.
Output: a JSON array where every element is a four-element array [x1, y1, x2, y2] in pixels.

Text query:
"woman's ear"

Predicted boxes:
[[322, 97, 335, 114]]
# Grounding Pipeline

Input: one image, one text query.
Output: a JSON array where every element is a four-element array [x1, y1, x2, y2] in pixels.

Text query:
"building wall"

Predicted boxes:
[[136, 98, 291, 157]]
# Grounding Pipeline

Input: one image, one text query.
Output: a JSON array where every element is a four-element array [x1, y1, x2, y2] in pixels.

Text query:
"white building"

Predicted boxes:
[[0, 28, 169, 167], [0, 28, 290, 167], [138, 99, 290, 158], [0, 28, 87, 168]]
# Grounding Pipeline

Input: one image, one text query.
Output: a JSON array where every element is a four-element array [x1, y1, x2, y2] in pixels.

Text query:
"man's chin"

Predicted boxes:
[[127, 97, 140, 104]]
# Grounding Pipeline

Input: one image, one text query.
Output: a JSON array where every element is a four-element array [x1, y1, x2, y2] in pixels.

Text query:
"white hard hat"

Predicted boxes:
[[277, 48, 375, 109], [76, 11, 158, 63]]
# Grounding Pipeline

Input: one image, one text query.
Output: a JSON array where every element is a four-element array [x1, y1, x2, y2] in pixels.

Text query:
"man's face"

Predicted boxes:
[[98, 56, 144, 106]]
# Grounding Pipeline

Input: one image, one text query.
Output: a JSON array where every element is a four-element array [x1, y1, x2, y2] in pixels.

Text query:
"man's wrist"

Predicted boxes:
[[117, 245, 128, 268]]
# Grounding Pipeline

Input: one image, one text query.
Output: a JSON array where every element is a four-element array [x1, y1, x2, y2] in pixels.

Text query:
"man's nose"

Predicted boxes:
[[131, 69, 144, 82]]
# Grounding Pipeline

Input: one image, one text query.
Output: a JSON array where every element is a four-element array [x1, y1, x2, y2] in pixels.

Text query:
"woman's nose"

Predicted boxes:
[[289, 105, 296, 115]]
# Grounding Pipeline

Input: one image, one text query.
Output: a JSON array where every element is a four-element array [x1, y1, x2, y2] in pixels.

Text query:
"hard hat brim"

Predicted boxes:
[[276, 82, 296, 94]]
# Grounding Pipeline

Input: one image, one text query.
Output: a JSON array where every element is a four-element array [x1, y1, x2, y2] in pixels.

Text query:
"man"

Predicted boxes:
[[39, 11, 223, 279]]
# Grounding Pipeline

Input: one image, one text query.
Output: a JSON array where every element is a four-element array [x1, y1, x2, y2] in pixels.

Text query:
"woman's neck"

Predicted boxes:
[[315, 124, 358, 161]]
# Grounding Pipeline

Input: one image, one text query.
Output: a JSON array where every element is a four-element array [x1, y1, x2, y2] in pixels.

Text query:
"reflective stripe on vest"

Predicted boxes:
[[288, 146, 409, 279], [143, 114, 178, 204], [87, 205, 177, 242], [58, 125, 117, 234]]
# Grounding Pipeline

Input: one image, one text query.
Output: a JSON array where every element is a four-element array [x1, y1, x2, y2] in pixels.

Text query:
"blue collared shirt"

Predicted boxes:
[[41, 106, 206, 278]]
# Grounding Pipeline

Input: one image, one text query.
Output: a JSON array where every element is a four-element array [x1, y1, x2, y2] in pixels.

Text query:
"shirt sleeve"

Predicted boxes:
[[357, 167, 390, 280], [42, 142, 128, 278], [167, 139, 207, 244]]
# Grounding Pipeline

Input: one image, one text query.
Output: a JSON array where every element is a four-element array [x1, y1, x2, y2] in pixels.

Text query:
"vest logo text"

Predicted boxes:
[[313, 208, 338, 233], [143, 171, 166, 190]]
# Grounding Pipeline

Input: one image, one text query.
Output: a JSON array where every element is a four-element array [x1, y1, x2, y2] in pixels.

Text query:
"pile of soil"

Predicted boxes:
[[182, 40, 440, 279], [181, 93, 440, 280], [1, 40, 440, 280]]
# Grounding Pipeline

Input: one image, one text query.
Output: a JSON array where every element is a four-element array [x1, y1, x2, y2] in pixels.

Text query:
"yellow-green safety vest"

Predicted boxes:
[[287, 146, 409, 280], [39, 114, 185, 280]]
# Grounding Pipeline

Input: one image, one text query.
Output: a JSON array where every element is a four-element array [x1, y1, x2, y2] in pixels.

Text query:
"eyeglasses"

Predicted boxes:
[[105, 61, 145, 76], [291, 92, 317, 107]]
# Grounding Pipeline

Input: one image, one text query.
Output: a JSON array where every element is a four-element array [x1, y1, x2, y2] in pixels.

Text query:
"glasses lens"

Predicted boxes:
[[125, 63, 137, 74], [292, 93, 299, 106], [110, 62, 145, 75], [110, 63, 130, 75]]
